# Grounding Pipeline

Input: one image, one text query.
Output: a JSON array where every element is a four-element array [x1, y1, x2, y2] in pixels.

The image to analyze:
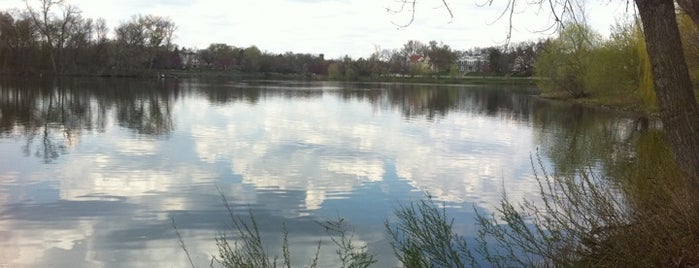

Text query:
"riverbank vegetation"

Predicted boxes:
[[3, 1, 697, 118], [186, 143, 698, 267], [535, 14, 699, 115], [6, 1, 697, 116], [188, 133, 698, 267]]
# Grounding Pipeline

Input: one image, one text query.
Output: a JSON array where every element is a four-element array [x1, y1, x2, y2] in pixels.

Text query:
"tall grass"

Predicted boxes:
[[182, 151, 698, 267], [385, 198, 476, 268], [321, 218, 377, 268], [388, 152, 699, 267], [472, 156, 634, 267], [194, 188, 375, 268]]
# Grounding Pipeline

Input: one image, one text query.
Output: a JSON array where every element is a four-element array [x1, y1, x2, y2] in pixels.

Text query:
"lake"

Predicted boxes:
[[0, 78, 653, 267]]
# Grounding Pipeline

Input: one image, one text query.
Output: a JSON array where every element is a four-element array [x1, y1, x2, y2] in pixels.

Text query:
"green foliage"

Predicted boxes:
[[386, 136, 699, 267], [409, 61, 430, 77], [203, 189, 374, 268], [328, 63, 343, 80], [386, 197, 476, 268], [242, 46, 262, 72], [585, 23, 638, 95], [534, 20, 663, 111], [344, 65, 359, 81], [326, 58, 361, 81], [535, 23, 601, 98], [213, 210, 279, 268], [636, 30, 656, 108], [448, 64, 460, 78], [322, 219, 377, 268], [194, 140, 699, 267], [213, 190, 293, 268], [473, 156, 632, 267]]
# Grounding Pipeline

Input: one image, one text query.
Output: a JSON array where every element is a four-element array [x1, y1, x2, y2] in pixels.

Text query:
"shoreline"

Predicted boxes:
[[0, 71, 657, 118], [0, 70, 537, 84], [537, 91, 659, 119]]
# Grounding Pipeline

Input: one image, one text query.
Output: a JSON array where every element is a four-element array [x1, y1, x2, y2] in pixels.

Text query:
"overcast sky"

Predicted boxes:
[[1, 0, 630, 58]]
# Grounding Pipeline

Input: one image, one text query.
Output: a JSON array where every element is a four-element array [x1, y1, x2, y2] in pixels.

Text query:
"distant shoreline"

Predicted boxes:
[[0, 70, 537, 86], [5, 71, 654, 118]]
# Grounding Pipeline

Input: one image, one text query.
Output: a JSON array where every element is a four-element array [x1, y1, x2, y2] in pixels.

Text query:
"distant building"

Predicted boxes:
[[457, 55, 486, 74], [408, 54, 426, 63], [180, 49, 201, 69]]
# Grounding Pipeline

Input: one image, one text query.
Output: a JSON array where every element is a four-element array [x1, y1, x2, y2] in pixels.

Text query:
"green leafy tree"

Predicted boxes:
[[585, 22, 642, 95], [344, 63, 358, 81], [448, 63, 460, 78], [535, 23, 601, 98], [241, 46, 261, 72], [327, 62, 342, 80]]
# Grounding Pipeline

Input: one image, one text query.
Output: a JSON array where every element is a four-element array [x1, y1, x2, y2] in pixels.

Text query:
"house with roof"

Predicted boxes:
[[457, 54, 487, 74], [179, 49, 202, 69]]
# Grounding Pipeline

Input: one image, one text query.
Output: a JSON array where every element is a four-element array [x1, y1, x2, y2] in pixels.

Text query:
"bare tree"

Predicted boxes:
[[24, 0, 79, 73], [113, 14, 176, 70], [141, 15, 176, 69]]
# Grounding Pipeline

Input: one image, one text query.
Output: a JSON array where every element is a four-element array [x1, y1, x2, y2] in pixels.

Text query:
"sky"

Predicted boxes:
[[1, 0, 630, 59]]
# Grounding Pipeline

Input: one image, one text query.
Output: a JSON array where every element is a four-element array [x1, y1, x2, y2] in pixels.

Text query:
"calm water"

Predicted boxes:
[[0, 78, 650, 267]]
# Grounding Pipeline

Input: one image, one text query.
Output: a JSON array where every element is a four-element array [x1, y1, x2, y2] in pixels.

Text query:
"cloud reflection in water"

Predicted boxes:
[[0, 80, 565, 267]]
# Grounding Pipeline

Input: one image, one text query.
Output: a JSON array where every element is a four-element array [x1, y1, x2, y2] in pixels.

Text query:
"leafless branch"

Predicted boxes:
[[172, 217, 198, 268], [388, 0, 417, 28], [440, 0, 454, 23], [386, 0, 580, 45]]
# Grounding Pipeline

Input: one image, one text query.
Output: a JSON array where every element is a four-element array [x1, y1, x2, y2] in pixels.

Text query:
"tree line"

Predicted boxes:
[[0, 0, 548, 78], [0, 1, 178, 75], [327, 40, 545, 80]]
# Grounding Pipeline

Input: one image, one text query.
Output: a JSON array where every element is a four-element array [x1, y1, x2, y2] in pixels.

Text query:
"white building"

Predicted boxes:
[[457, 55, 486, 74]]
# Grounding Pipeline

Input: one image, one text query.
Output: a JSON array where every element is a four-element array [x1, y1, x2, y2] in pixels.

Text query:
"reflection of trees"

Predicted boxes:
[[181, 81, 537, 123], [115, 93, 173, 135], [0, 78, 177, 161], [532, 99, 656, 176], [608, 129, 681, 182], [335, 83, 537, 122], [386, 85, 456, 120], [189, 80, 338, 105], [190, 81, 262, 105], [0, 79, 93, 162]]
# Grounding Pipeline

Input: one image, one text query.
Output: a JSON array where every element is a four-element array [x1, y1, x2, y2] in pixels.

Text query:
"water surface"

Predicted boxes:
[[0, 78, 648, 267]]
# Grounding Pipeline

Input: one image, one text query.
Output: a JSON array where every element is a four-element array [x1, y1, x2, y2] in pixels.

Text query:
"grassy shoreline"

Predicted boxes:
[[536, 91, 659, 119]]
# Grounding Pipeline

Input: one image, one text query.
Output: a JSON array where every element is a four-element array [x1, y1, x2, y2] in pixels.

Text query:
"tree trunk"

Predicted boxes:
[[677, 0, 699, 27], [635, 0, 699, 185]]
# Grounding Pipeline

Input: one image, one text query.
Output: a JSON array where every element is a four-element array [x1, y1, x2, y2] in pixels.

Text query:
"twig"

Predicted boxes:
[[172, 217, 198, 268]]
